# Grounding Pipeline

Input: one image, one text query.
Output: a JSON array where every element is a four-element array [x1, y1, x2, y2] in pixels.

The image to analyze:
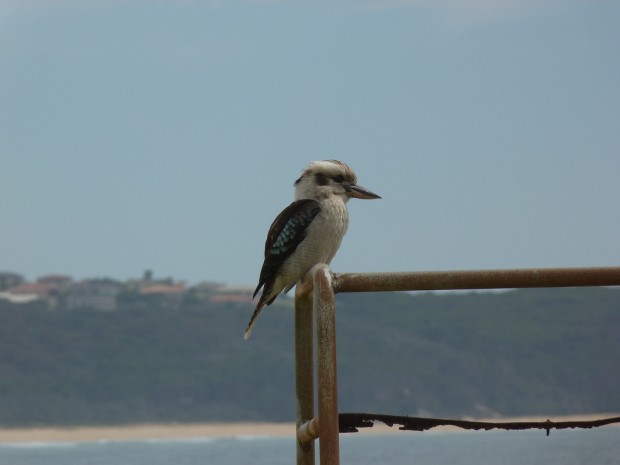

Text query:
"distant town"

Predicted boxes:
[[0, 270, 258, 311]]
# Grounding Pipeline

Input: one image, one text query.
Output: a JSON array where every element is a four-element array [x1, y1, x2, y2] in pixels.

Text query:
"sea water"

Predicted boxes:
[[0, 428, 617, 465]]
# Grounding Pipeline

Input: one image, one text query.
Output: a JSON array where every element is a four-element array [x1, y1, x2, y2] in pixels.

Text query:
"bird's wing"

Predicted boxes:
[[253, 199, 321, 298]]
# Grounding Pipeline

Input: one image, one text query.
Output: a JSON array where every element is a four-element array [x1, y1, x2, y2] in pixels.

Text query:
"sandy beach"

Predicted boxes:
[[0, 414, 617, 444], [0, 422, 296, 444]]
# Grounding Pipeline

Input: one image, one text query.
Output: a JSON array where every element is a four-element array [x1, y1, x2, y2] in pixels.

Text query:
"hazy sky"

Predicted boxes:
[[1, 0, 619, 286]]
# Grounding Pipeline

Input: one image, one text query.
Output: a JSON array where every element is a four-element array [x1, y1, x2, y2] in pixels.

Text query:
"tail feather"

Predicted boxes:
[[244, 284, 277, 339], [246, 271, 296, 339], [244, 304, 263, 340]]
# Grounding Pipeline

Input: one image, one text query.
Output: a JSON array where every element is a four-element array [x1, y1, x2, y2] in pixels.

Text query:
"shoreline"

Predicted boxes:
[[1, 414, 618, 444], [0, 422, 296, 444]]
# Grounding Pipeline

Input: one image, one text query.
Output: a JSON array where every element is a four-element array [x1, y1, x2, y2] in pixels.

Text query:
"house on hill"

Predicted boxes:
[[0, 282, 60, 307], [139, 283, 187, 310], [65, 279, 122, 311]]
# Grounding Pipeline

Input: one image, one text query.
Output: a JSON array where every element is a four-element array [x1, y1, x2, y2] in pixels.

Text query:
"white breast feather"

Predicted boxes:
[[279, 196, 349, 290]]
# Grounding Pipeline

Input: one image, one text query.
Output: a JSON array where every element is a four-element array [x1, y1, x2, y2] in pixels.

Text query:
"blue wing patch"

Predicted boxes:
[[270, 201, 321, 255]]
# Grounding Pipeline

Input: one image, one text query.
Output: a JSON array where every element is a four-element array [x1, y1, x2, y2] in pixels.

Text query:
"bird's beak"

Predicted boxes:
[[346, 184, 381, 200]]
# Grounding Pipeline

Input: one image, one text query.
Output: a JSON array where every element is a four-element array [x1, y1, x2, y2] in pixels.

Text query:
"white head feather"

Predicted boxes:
[[294, 160, 358, 201]]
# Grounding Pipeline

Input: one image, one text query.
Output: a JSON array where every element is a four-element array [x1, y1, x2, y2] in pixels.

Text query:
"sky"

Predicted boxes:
[[1, 0, 619, 286]]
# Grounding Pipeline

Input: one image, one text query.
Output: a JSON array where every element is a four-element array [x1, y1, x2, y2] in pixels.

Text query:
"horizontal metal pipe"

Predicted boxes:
[[333, 266, 620, 294], [297, 416, 320, 444]]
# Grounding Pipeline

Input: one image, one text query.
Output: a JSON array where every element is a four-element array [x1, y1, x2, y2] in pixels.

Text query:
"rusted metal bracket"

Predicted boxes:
[[339, 413, 620, 437]]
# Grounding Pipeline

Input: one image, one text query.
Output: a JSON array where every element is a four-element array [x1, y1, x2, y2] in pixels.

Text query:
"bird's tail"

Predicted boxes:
[[245, 280, 281, 339], [243, 304, 263, 340]]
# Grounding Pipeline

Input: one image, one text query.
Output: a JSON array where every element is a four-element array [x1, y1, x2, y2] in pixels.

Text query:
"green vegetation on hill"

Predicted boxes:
[[0, 287, 618, 426]]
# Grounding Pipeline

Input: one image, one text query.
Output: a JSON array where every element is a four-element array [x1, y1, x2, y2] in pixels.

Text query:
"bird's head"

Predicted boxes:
[[294, 160, 381, 202]]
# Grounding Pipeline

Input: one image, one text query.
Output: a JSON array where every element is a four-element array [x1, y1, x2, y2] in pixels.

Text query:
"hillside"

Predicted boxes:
[[0, 287, 618, 426]]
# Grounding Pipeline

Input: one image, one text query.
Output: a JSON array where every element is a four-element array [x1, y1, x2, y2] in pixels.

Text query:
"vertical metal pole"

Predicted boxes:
[[314, 265, 340, 465], [295, 284, 315, 465]]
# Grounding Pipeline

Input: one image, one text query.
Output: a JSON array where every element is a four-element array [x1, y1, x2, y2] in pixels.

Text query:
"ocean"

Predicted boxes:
[[0, 428, 617, 465]]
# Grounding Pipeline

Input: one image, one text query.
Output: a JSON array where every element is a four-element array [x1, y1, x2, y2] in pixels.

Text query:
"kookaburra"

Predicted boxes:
[[244, 160, 380, 339]]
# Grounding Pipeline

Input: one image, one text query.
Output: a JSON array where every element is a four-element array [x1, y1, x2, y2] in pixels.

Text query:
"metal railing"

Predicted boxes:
[[294, 265, 620, 465]]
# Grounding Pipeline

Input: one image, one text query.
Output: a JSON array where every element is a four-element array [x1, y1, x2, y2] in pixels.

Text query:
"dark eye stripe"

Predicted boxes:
[[333, 175, 345, 183], [314, 172, 329, 186]]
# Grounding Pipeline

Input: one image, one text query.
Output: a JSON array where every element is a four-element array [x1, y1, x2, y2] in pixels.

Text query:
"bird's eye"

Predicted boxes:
[[333, 175, 345, 183]]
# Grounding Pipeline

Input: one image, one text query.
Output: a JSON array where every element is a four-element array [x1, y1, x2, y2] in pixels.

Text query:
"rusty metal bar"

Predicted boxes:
[[333, 266, 620, 293], [298, 416, 320, 443], [294, 264, 620, 464], [295, 283, 315, 465], [314, 265, 340, 465], [339, 412, 620, 435]]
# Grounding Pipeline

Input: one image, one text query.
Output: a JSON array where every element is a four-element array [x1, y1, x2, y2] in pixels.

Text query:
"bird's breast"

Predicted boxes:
[[288, 198, 349, 271]]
